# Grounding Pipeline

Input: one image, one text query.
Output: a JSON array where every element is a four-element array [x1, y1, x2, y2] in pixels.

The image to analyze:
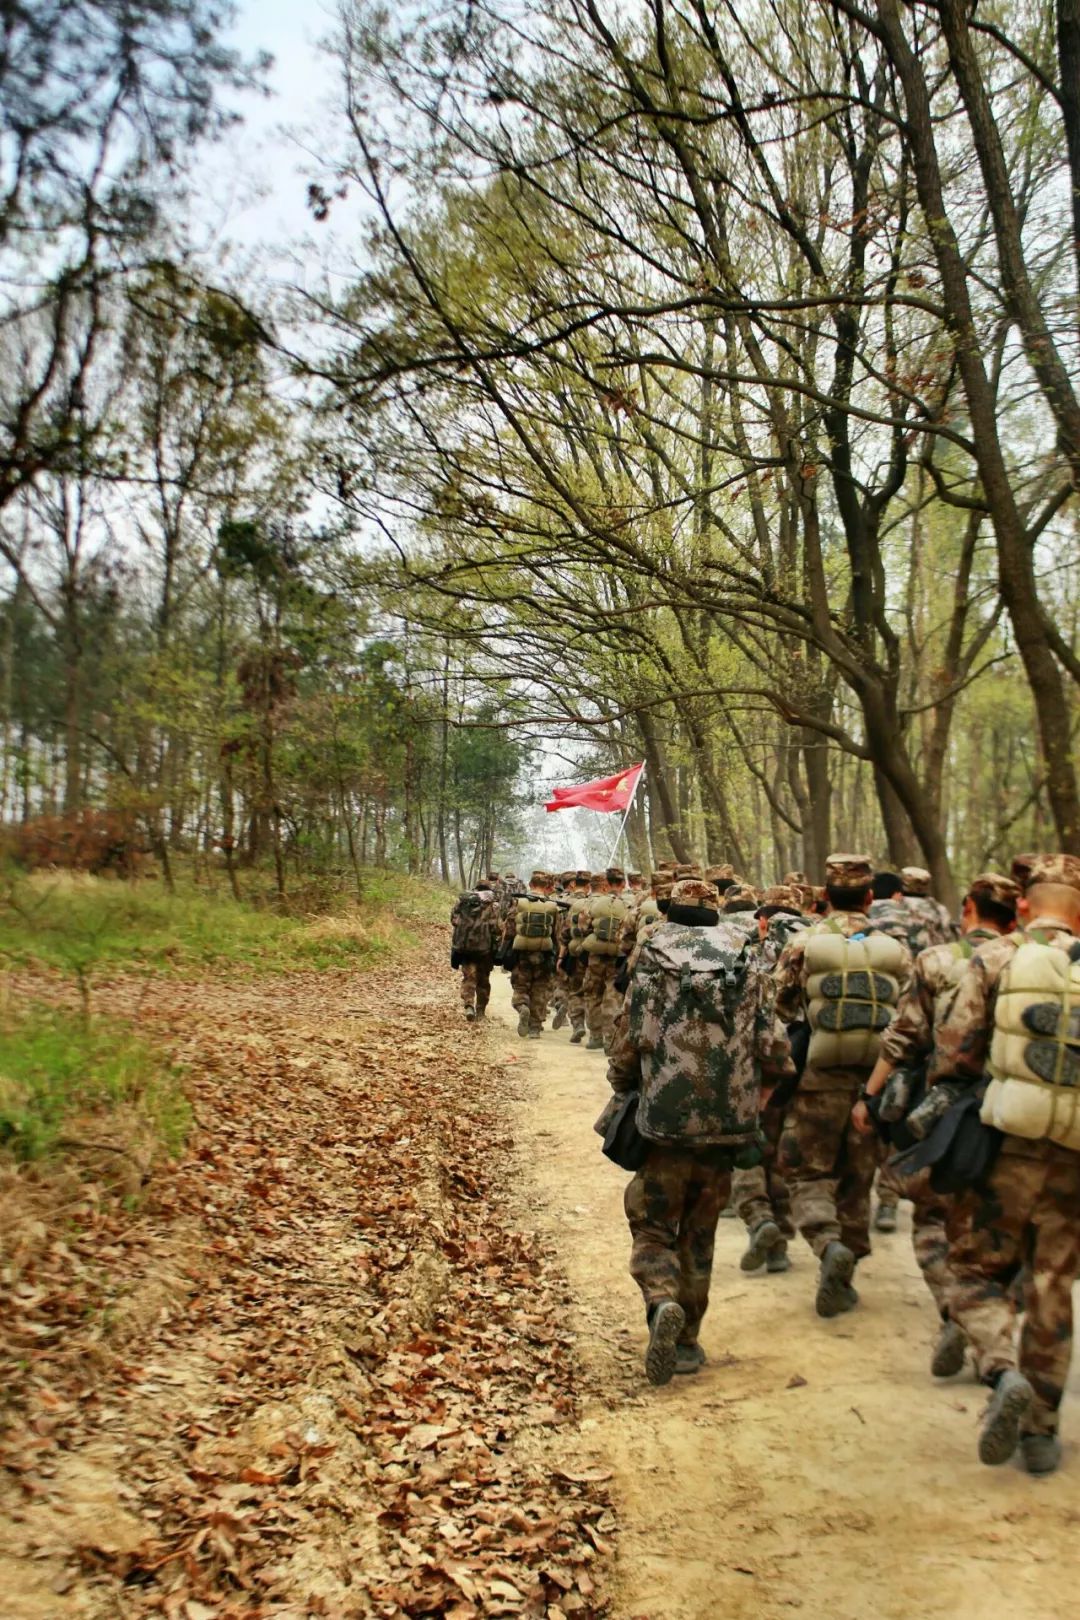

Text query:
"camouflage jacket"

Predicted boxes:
[[928, 918, 1078, 1087], [904, 894, 957, 947], [868, 898, 931, 955], [607, 920, 793, 1147], [878, 927, 1000, 1068], [774, 910, 913, 1027], [759, 913, 809, 971]]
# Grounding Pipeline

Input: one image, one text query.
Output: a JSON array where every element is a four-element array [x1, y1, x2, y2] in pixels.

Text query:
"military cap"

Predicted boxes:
[[1009, 852, 1039, 888], [723, 882, 758, 912], [485, 871, 500, 884], [968, 871, 1020, 910], [650, 871, 674, 893], [591, 870, 608, 885], [901, 865, 933, 896], [530, 868, 555, 887], [783, 870, 808, 886], [672, 863, 697, 878], [1027, 854, 1080, 893], [558, 869, 576, 885], [826, 852, 874, 886], [656, 859, 678, 873], [671, 877, 720, 907], [606, 864, 626, 884], [575, 868, 592, 883], [502, 869, 518, 879], [761, 884, 803, 914], [627, 870, 643, 883], [704, 864, 730, 883]]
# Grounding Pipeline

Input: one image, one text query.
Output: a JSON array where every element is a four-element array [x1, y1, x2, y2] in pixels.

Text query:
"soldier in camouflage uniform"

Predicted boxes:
[[501, 869, 559, 1037], [853, 872, 1019, 1376], [602, 879, 793, 1384], [582, 865, 631, 1051], [450, 880, 499, 1022], [555, 870, 593, 1043], [901, 866, 957, 946], [549, 870, 577, 1030], [926, 854, 1080, 1474], [777, 855, 912, 1316]]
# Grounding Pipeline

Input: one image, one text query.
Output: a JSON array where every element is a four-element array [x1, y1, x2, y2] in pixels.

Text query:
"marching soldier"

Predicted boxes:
[[582, 865, 631, 1051], [501, 868, 559, 1038]]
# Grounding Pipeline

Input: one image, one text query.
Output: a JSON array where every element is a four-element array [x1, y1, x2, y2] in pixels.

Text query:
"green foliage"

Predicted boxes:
[[0, 1006, 190, 1163]]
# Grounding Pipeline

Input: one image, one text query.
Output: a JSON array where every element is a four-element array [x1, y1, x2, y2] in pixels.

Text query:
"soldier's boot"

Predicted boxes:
[[585, 1034, 605, 1050], [674, 1342, 707, 1376], [552, 1005, 568, 1030], [1020, 1432, 1062, 1476], [517, 1011, 530, 1037], [978, 1370, 1034, 1466], [931, 1318, 966, 1379], [874, 1202, 898, 1234], [645, 1300, 685, 1387], [569, 1026, 586, 1045], [475, 1007, 487, 1022], [740, 1218, 782, 1272], [815, 1241, 856, 1318], [464, 1005, 476, 1022], [766, 1242, 791, 1274], [527, 1028, 542, 1040]]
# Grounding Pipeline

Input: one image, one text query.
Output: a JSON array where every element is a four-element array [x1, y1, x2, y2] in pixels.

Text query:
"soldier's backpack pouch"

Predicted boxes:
[[451, 892, 495, 961], [889, 1082, 1002, 1195], [594, 1091, 650, 1171]]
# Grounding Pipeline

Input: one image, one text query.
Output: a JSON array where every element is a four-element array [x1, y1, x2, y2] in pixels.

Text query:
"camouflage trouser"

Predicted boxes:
[[563, 955, 587, 1032], [876, 1154, 906, 1212], [779, 1074, 878, 1260], [459, 957, 493, 1014], [733, 1102, 794, 1238], [946, 1138, 1080, 1436], [550, 976, 567, 1020], [509, 953, 555, 1031], [583, 955, 623, 1045], [625, 1146, 732, 1342]]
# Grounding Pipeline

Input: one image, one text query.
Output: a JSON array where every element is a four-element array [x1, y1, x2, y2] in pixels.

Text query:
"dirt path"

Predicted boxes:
[[484, 972, 1080, 1620]]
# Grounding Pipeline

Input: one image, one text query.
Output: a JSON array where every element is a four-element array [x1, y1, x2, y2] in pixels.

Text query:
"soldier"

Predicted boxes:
[[549, 870, 577, 1029], [501, 868, 559, 1038], [449, 879, 499, 1022], [756, 884, 809, 970], [852, 872, 1019, 1376], [557, 870, 594, 1043], [869, 870, 932, 955], [602, 878, 793, 1383], [777, 854, 912, 1316], [925, 854, 1080, 1474], [901, 866, 957, 946], [582, 865, 631, 1051], [627, 870, 645, 899]]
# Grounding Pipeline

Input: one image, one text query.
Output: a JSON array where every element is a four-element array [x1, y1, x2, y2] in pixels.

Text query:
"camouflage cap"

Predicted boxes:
[[575, 868, 593, 883], [502, 869, 518, 879], [723, 882, 758, 912], [606, 865, 626, 884], [783, 870, 808, 886], [558, 869, 576, 885], [672, 863, 697, 878], [968, 871, 1020, 909], [651, 872, 675, 895], [656, 859, 678, 873], [627, 870, 643, 882], [826, 852, 873, 886], [530, 869, 556, 887], [484, 871, 500, 884], [670, 877, 720, 907], [591, 871, 608, 885], [761, 884, 803, 913], [705, 862, 736, 883], [901, 866, 932, 896], [1027, 854, 1080, 894], [1009, 852, 1039, 888]]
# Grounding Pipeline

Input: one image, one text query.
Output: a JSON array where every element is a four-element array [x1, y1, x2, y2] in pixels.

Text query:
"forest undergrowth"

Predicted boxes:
[[0, 880, 612, 1619]]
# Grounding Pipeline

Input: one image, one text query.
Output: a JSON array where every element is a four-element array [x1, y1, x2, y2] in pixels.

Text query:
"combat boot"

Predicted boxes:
[[740, 1218, 782, 1272], [585, 1034, 605, 1050], [815, 1241, 856, 1318], [766, 1242, 791, 1274], [874, 1202, 898, 1233], [931, 1318, 966, 1379], [674, 1342, 707, 1376], [645, 1300, 685, 1386], [464, 1005, 476, 1022], [527, 1028, 542, 1040], [552, 1005, 567, 1030], [978, 1370, 1034, 1465], [569, 1026, 586, 1044], [475, 1008, 487, 1022], [517, 1011, 530, 1037], [1020, 1432, 1062, 1475]]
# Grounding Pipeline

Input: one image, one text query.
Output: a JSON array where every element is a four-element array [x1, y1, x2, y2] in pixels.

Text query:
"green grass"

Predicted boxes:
[[0, 1006, 190, 1162], [0, 868, 453, 980]]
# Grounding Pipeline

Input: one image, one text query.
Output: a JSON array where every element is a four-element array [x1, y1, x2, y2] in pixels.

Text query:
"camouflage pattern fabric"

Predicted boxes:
[[868, 897, 932, 955], [733, 1101, 794, 1238], [459, 958, 492, 1015], [946, 1137, 1080, 1435], [563, 955, 587, 1033], [509, 955, 555, 1033], [625, 1146, 733, 1342], [903, 894, 957, 946], [905, 1166, 954, 1318], [779, 1078, 880, 1259], [759, 911, 808, 970], [608, 918, 792, 1147], [774, 909, 912, 1038], [875, 1156, 905, 1212], [583, 955, 624, 1046], [878, 928, 999, 1069]]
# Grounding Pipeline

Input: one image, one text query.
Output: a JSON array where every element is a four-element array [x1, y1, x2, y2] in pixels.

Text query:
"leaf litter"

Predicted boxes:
[[0, 937, 613, 1617]]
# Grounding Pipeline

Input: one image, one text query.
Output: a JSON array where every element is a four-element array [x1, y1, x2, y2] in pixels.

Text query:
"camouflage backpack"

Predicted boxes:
[[626, 922, 763, 1147], [451, 891, 496, 958]]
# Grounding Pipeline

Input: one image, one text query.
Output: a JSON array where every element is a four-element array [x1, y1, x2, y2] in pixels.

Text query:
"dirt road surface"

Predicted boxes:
[[485, 972, 1080, 1620]]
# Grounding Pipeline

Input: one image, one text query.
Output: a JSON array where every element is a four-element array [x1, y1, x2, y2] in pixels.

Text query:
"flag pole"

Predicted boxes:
[[607, 763, 646, 864]]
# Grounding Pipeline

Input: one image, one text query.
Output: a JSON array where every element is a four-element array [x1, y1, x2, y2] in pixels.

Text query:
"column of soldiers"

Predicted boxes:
[[452, 846, 1080, 1475]]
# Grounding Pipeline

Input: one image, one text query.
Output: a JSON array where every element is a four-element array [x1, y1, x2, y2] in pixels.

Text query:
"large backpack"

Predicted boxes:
[[513, 895, 558, 952], [804, 924, 905, 1069], [626, 922, 763, 1147], [451, 892, 496, 958], [567, 894, 592, 956], [583, 894, 629, 957], [982, 934, 1080, 1151]]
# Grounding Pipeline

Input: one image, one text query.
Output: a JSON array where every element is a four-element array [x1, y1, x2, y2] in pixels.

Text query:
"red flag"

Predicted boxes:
[[545, 762, 645, 813]]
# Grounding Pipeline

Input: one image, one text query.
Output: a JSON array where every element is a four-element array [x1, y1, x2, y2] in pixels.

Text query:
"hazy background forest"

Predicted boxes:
[[3, 0, 1080, 908]]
